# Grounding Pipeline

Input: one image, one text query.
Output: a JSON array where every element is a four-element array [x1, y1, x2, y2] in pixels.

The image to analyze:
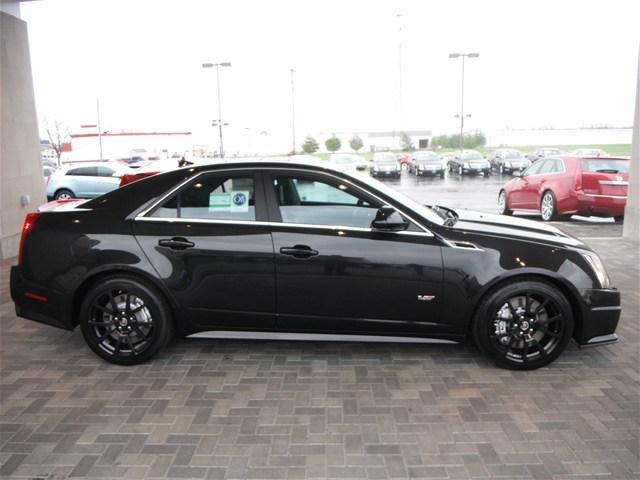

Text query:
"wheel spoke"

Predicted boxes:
[[96, 327, 116, 343], [506, 302, 519, 319], [125, 335, 137, 355], [538, 313, 562, 326], [534, 298, 550, 315], [113, 336, 123, 355], [531, 339, 547, 357], [538, 327, 561, 339], [525, 293, 532, 315], [107, 291, 119, 315], [130, 304, 145, 315], [521, 342, 529, 362], [125, 293, 131, 314], [94, 304, 114, 316]]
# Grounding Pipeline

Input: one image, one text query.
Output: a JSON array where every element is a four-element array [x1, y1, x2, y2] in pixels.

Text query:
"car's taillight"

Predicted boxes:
[[18, 212, 41, 265], [575, 166, 582, 191]]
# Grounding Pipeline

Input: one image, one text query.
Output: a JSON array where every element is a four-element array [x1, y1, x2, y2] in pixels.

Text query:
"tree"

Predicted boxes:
[[349, 134, 363, 152], [301, 136, 319, 154], [400, 132, 414, 151], [325, 135, 341, 152], [44, 119, 71, 166]]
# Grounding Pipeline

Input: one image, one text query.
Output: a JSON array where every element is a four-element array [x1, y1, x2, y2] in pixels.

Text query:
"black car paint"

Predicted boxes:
[[11, 161, 620, 347]]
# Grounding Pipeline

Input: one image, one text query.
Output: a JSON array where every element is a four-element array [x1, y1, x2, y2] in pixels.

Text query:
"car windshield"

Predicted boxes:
[[581, 159, 629, 174], [503, 151, 523, 159], [461, 152, 483, 160], [414, 152, 439, 162], [373, 153, 396, 163], [347, 171, 446, 226]]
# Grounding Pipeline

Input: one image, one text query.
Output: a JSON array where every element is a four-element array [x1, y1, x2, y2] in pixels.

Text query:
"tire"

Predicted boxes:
[[497, 190, 513, 216], [540, 190, 560, 221], [483, 170, 490, 177], [439, 172, 445, 179], [79, 276, 174, 365], [458, 165, 463, 176], [55, 189, 75, 200], [472, 279, 574, 370]]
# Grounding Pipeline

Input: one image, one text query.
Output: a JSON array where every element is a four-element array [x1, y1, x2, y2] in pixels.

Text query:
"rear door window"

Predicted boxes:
[[67, 167, 98, 176], [151, 174, 256, 221]]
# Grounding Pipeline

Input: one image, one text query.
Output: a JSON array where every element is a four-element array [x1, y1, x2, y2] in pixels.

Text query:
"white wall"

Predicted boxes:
[[0, 10, 47, 259]]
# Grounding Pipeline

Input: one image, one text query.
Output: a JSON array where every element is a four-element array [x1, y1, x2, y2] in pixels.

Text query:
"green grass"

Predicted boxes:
[[311, 144, 631, 160]]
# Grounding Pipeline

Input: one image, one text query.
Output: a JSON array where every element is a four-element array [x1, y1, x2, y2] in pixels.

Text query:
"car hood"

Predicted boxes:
[[448, 209, 586, 248]]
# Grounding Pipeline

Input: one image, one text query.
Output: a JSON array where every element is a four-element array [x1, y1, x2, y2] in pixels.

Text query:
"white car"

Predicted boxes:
[[46, 162, 126, 200], [329, 153, 369, 172], [571, 148, 609, 157]]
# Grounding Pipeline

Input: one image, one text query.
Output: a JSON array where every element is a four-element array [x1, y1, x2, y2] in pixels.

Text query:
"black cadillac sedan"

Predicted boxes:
[[11, 160, 620, 369]]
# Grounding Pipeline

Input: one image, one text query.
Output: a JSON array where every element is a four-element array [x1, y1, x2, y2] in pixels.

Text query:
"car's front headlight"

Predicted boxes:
[[581, 251, 611, 288]]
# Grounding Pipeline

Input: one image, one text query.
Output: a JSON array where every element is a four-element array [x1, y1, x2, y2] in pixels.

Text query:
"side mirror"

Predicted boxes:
[[371, 206, 409, 231]]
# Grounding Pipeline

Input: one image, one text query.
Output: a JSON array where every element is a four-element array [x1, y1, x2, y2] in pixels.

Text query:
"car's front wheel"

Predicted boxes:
[[458, 165, 463, 176], [79, 276, 174, 365], [473, 279, 574, 370]]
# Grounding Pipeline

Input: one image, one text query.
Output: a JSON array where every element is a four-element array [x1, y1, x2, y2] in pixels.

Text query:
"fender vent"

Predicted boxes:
[[445, 240, 483, 251]]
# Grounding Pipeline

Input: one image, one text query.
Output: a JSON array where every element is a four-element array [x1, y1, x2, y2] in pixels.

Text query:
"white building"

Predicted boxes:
[[61, 130, 193, 163]]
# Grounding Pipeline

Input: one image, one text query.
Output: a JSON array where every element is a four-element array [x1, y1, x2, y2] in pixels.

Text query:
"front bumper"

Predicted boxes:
[[461, 166, 490, 175], [10, 266, 73, 330], [416, 168, 445, 176], [371, 170, 400, 177], [574, 288, 621, 346]]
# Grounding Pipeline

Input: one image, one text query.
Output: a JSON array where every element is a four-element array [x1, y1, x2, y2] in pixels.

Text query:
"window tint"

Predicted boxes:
[[151, 174, 255, 221], [523, 160, 544, 176], [67, 166, 98, 176], [97, 166, 115, 177], [581, 159, 629, 174], [272, 175, 379, 228]]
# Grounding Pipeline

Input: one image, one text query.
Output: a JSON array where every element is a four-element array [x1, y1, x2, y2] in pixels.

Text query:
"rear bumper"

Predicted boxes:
[[371, 171, 400, 177], [574, 288, 621, 346], [10, 266, 73, 330], [576, 193, 627, 217]]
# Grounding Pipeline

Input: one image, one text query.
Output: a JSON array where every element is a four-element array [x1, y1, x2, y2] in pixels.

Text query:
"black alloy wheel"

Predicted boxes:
[[79, 276, 174, 365], [473, 280, 574, 370]]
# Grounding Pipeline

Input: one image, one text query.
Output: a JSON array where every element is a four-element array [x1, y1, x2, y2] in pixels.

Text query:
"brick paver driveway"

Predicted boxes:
[[1, 225, 638, 479]]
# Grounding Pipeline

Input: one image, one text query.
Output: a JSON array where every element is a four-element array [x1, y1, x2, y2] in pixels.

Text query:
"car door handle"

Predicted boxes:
[[158, 237, 195, 250], [280, 245, 319, 258]]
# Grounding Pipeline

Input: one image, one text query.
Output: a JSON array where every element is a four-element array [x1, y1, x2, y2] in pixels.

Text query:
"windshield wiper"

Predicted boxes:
[[596, 169, 619, 173]]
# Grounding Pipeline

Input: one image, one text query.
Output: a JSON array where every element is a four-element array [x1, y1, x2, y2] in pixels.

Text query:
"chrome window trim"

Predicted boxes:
[[134, 216, 434, 237], [135, 166, 434, 237]]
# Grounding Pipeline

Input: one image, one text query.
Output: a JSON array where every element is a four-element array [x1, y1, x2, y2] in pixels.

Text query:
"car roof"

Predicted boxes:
[[61, 161, 125, 170]]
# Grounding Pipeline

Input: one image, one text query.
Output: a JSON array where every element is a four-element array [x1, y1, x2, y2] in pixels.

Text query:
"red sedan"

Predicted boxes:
[[498, 156, 629, 221]]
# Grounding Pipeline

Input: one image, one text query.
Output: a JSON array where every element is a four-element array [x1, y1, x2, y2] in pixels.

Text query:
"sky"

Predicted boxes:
[[21, 0, 640, 152]]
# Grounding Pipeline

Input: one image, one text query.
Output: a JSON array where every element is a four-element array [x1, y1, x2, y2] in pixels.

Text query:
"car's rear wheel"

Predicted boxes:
[[540, 190, 559, 221], [473, 280, 574, 370], [79, 276, 174, 365], [497, 190, 513, 216], [55, 189, 75, 200]]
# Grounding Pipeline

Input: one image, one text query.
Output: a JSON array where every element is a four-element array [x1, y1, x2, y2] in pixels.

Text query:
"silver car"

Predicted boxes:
[[46, 163, 125, 200]]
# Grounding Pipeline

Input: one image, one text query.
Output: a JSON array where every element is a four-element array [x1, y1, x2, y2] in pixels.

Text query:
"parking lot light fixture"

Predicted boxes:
[[449, 52, 479, 152], [202, 62, 232, 157]]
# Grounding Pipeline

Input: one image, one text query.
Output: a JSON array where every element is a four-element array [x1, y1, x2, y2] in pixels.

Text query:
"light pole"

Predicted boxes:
[[202, 62, 231, 157], [290, 68, 296, 154], [449, 52, 479, 152]]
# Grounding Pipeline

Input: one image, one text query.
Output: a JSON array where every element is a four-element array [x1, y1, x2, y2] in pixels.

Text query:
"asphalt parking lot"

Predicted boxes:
[[0, 173, 637, 479]]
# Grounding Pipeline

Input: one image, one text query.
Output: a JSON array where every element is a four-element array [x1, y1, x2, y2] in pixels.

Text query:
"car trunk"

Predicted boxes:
[[579, 158, 629, 197]]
